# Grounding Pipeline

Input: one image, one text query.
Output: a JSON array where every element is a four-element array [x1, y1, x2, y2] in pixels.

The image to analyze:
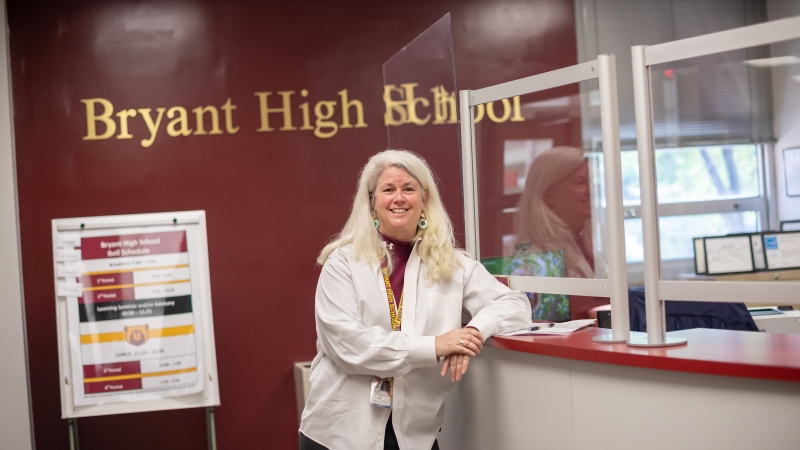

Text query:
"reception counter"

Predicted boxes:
[[438, 328, 800, 450]]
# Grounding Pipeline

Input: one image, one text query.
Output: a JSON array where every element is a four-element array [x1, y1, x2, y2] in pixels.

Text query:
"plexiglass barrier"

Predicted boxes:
[[460, 56, 631, 342], [631, 16, 800, 347], [382, 14, 464, 245], [383, 14, 457, 149]]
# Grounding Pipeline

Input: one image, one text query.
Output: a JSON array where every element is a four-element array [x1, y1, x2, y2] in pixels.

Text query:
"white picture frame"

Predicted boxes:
[[52, 211, 220, 418], [703, 235, 755, 276]]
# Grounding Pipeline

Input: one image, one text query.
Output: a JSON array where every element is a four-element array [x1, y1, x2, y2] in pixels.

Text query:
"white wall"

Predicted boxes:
[[0, 0, 34, 447], [769, 0, 800, 223]]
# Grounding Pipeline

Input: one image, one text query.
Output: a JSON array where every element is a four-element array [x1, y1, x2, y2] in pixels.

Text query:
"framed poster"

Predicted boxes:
[[703, 235, 755, 276], [784, 147, 800, 197], [693, 238, 707, 275], [781, 220, 800, 232], [763, 231, 800, 270], [52, 211, 220, 418], [750, 233, 766, 271]]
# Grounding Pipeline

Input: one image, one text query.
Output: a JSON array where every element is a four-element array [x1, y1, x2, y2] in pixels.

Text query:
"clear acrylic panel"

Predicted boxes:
[[475, 77, 611, 321], [647, 35, 800, 278], [625, 211, 760, 263], [621, 145, 761, 206], [382, 14, 457, 150], [381, 14, 463, 243]]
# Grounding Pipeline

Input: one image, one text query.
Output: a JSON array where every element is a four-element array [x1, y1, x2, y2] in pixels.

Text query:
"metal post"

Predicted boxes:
[[68, 418, 80, 450], [459, 90, 480, 260], [206, 407, 217, 450], [592, 54, 631, 343], [627, 45, 686, 348]]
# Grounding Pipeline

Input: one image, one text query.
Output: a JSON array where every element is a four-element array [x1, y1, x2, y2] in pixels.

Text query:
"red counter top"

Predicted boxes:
[[489, 328, 800, 382]]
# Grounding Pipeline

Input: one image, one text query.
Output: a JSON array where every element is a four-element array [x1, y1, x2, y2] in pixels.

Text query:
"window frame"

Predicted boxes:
[[623, 143, 773, 285]]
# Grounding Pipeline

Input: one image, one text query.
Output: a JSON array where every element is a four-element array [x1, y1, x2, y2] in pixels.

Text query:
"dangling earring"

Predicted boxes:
[[372, 214, 380, 229], [418, 211, 429, 229]]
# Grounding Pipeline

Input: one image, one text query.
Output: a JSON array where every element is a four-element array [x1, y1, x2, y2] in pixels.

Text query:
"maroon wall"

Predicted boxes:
[[8, 0, 577, 448]]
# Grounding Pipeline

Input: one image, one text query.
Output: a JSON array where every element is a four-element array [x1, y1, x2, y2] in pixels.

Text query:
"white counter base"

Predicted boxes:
[[439, 345, 800, 450]]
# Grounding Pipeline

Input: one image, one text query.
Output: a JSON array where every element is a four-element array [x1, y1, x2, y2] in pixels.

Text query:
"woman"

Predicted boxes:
[[515, 146, 603, 279], [299, 150, 531, 450]]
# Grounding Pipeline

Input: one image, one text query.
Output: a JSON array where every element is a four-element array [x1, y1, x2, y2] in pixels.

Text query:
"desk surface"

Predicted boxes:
[[490, 328, 800, 382]]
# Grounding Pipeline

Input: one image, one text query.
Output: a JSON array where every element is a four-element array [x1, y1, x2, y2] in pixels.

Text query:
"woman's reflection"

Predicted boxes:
[[514, 146, 596, 278]]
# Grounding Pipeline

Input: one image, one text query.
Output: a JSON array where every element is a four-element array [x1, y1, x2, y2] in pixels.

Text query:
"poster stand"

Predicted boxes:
[[52, 211, 221, 444], [68, 418, 79, 450], [67, 407, 218, 449]]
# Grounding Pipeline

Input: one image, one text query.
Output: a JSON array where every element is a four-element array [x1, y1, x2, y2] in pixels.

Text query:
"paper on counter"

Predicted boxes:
[[498, 319, 596, 336]]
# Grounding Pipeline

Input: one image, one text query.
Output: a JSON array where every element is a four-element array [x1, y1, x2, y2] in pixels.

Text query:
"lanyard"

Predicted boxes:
[[379, 252, 403, 332]]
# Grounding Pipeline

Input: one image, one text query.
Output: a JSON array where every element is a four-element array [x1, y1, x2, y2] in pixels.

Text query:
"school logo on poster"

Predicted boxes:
[[765, 236, 778, 250], [124, 325, 150, 346]]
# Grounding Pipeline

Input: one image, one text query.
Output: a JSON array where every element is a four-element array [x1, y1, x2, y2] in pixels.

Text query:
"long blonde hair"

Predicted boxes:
[[318, 150, 460, 280], [515, 146, 591, 272]]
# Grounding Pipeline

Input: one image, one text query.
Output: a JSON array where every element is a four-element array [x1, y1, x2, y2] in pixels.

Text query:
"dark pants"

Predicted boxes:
[[299, 418, 440, 450]]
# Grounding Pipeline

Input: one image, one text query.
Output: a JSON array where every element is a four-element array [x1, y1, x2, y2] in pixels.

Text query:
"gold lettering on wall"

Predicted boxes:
[[430, 86, 457, 125], [255, 91, 296, 132], [511, 96, 524, 122], [81, 98, 116, 140], [166, 107, 191, 137], [338, 89, 366, 129], [473, 104, 485, 123], [298, 90, 314, 131], [486, 99, 511, 123], [78, 84, 522, 146], [383, 84, 525, 126], [221, 98, 240, 134], [80, 98, 241, 147], [138, 108, 166, 148], [254, 89, 369, 139], [383, 83, 430, 126], [192, 105, 223, 136], [314, 101, 338, 139], [115, 109, 137, 139]]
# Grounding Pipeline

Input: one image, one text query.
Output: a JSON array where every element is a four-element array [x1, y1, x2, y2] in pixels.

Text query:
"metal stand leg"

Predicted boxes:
[[68, 418, 80, 450], [206, 407, 217, 450]]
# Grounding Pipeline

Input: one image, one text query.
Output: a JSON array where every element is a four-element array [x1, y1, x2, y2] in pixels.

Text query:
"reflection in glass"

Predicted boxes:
[[514, 146, 597, 278], [481, 251, 569, 322], [476, 78, 609, 320], [625, 211, 759, 263], [641, 36, 800, 278], [503, 139, 553, 195], [620, 145, 760, 206]]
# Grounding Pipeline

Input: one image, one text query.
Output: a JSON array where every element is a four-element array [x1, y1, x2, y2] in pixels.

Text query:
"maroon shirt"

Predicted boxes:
[[380, 233, 414, 301]]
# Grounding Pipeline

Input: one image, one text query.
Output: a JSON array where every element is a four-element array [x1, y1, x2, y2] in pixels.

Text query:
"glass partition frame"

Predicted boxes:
[[459, 55, 631, 343], [631, 15, 800, 347]]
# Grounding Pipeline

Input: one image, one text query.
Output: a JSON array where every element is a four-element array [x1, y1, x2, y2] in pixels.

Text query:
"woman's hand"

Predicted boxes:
[[435, 327, 483, 359], [440, 354, 471, 381]]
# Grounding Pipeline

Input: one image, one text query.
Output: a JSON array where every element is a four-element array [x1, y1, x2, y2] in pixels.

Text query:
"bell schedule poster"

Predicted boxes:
[[57, 227, 205, 406]]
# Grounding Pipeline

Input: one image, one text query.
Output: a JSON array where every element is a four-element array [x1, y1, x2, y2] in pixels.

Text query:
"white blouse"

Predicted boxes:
[[299, 243, 531, 450]]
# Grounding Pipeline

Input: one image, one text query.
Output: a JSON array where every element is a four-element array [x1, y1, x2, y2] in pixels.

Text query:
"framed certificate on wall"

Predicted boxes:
[[781, 220, 800, 232], [784, 147, 800, 197], [763, 231, 800, 270], [693, 238, 707, 275], [703, 235, 755, 275], [750, 233, 766, 271]]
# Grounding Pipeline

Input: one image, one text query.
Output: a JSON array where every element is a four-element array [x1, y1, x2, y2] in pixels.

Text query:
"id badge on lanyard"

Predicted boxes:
[[370, 253, 402, 409], [370, 376, 392, 409]]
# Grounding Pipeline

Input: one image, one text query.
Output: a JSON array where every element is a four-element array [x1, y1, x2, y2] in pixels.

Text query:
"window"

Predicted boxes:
[[619, 144, 768, 268]]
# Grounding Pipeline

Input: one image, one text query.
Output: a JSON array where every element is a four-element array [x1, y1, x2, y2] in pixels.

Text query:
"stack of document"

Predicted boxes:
[[498, 319, 597, 336]]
